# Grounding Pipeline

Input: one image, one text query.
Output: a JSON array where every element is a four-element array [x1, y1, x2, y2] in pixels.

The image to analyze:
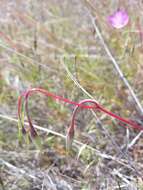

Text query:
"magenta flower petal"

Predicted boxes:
[[108, 9, 129, 29]]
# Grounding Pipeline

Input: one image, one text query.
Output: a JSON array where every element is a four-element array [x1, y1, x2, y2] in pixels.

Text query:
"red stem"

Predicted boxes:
[[18, 88, 143, 137]]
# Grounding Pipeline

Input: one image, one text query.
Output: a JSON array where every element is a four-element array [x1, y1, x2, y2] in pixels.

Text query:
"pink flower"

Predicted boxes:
[[108, 9, 129, 29]]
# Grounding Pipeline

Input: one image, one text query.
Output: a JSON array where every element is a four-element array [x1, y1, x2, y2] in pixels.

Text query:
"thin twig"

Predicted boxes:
[[128, 131, 143, 149]]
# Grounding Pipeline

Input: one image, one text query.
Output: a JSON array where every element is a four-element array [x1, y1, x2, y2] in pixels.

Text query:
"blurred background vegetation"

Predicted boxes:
[[1, 0, 143, 189]]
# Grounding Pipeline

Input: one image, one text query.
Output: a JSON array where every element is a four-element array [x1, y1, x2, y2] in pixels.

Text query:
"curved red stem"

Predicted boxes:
[[17, 88, 143, 139]]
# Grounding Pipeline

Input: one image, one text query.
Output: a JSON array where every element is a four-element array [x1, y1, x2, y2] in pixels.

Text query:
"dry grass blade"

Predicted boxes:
[[0, 158, 37, 180]]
